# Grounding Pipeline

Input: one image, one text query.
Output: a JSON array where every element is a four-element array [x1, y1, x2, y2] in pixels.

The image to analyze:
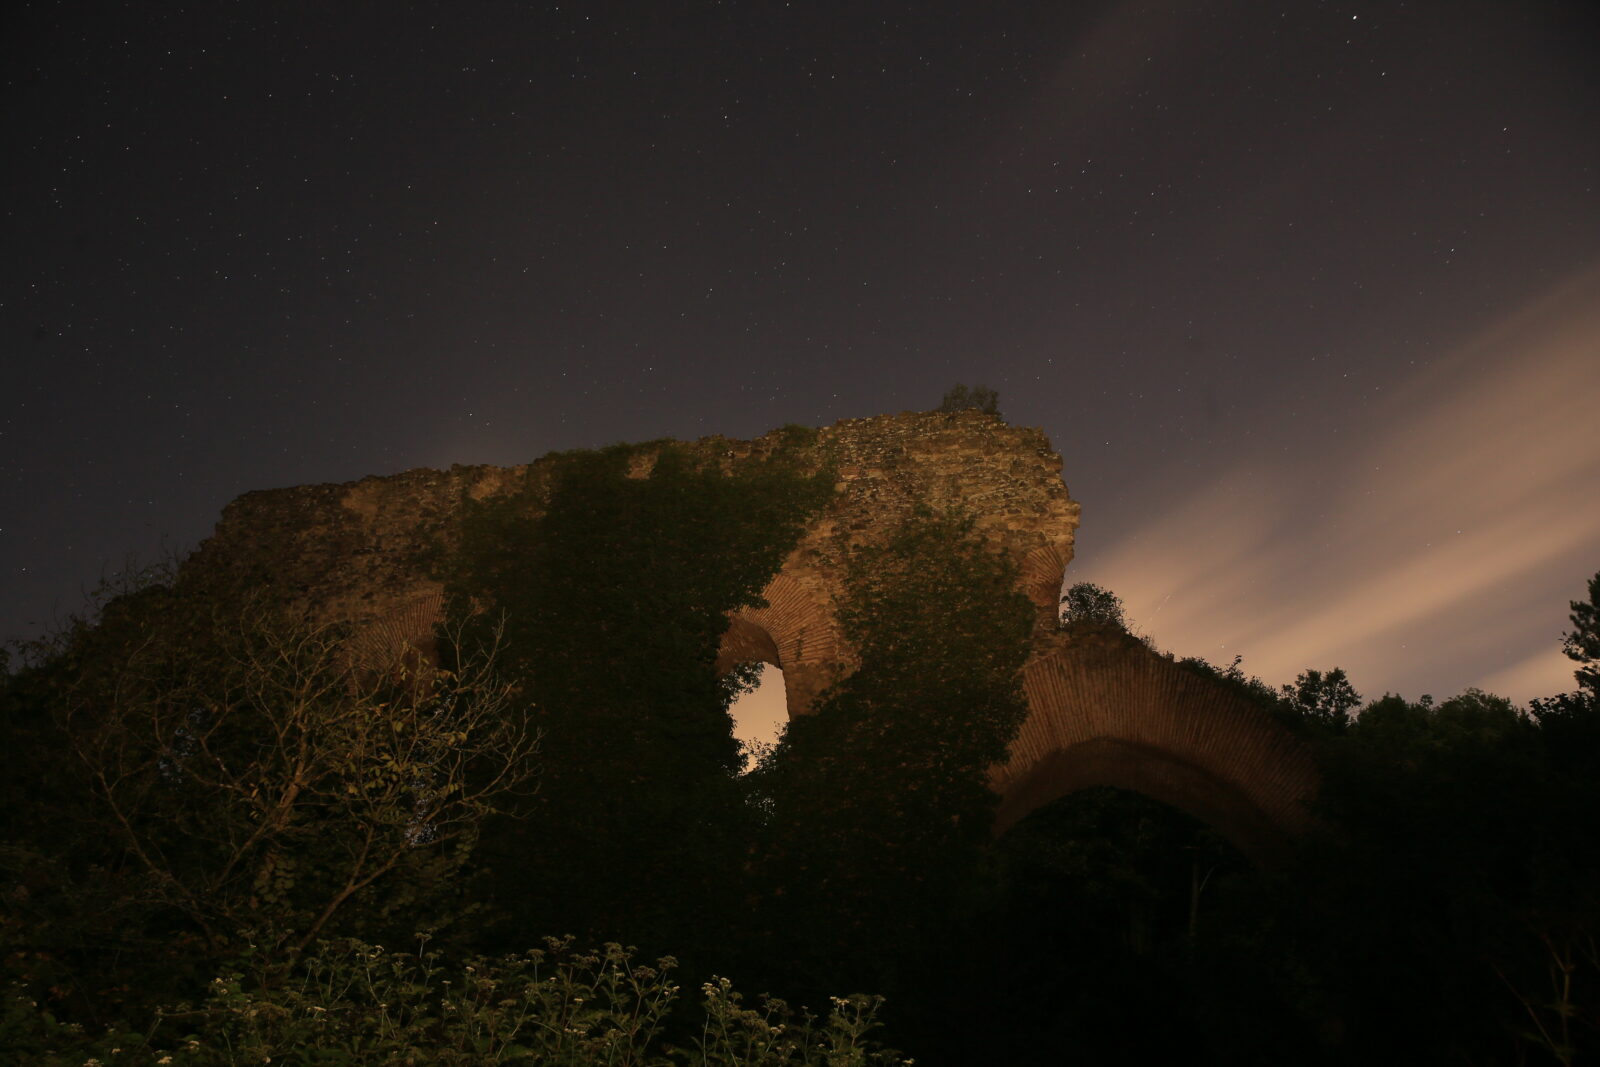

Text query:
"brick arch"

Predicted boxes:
[[339, 577, 1317, 859], [714, 573, 842, 716], [209, 410, 1321, 854], [339, 569, 843, 712], [1021, 541, 1074, 612], [342, 587, 446, 673], [990, 633, 1319, 860]]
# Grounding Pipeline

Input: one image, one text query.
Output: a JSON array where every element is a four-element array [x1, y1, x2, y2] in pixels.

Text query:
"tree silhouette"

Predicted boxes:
[[1563, 569, 1600, 697], [1060, 581, 1127, 629], [936, 383, 1000, 416]]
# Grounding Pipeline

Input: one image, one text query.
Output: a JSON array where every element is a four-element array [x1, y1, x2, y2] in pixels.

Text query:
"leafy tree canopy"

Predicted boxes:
[[1280, 667, 1362, 731], [0, 569, 538, 1013], [1563, 569, 1600, 697], [1060, 581, 1128, 630]]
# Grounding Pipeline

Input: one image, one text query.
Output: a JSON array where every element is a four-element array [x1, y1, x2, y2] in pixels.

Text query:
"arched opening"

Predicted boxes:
[[995, 636, 1321, 864], [716, 575, 843, 718], [959, 785, 1273, 1065], [994, 737, 1297, 861], [999, 785, 1251, 955], [728, 663, 789, 771]]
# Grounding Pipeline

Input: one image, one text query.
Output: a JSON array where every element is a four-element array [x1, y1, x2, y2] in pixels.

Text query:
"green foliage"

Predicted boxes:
[[448, 443, 830, 741], [1, 937, 908, 1065], [0, 571, 536, 1025], [695, 980, 905, 1067], [441, 441, 835, 950], [9, 434, 1600, 1065], [754, 510, 1033, 818], [1059, 581, 1127, 631], [1563, 570, 1600, 698], [1286, 684, 1600, 1063], [1531, 569, 1600, 789], [748, 510, 1033, 998], [967, 788, 1289, 1065], [1174, 654, 1283, 712], [0, 975, 149, 1067], [774, 423, 820, 448], [1279, 667, 1362, 732], [934, 384, 1000, 416]]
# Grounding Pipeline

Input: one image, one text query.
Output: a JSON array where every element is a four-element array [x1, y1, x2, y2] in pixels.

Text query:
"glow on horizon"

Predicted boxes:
[[1067, 265, 1600, 705], [729, 663, 789, 765]]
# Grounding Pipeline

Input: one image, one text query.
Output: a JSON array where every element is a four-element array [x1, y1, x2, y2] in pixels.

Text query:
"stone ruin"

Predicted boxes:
[[188, 410, 1318, 858]]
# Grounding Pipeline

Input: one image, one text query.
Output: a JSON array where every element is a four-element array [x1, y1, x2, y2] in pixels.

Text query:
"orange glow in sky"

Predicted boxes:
[[1068, 266, 1600, 705]]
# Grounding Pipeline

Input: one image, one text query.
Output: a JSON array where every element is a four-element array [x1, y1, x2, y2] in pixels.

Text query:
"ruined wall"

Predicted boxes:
[[188, 410, 1318, 854], [187, 411, 1081, 711], [711, 412, 1082, 710], [1001, 630, 1320, 858]]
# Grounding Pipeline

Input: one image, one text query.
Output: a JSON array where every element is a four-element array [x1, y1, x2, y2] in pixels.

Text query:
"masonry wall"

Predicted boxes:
[[186, 410, 1319, 853], [186, 410, 1082, 687]]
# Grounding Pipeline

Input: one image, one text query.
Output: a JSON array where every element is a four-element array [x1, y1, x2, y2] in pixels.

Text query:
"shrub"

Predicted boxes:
[[935, 385, 999, 416], [2, 937, 910, 1065], [1059, 582, 1126, 630]]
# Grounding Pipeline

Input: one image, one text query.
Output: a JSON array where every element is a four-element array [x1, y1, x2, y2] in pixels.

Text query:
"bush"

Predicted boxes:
[[935, 385, 999, 416], [2, 937, 910, 1065], [1059, 582, 1126, 630]]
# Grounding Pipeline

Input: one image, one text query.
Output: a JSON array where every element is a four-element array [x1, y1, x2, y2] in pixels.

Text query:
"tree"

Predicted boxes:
[[1060, 582, 1127, 630], [1298, 682, 1600, 1064], [1280, 667, 1361, 730], [1504, 571, 1600, 1064], [747, 511, 1033, 1001], [1532, 570, 1600, 784], [41, 585, 536, 968], [1563, 570, 1600, 698], [936, 383, 1000, 416], [440, 441, 834, 952]]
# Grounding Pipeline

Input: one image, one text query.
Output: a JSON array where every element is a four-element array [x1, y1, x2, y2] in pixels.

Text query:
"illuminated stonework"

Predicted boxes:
[[190, 410, 1316, 855], [999, 632, 1318, 857]]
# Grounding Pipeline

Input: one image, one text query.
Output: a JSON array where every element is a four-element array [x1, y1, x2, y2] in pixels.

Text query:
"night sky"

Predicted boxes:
[[5, 1, 1598, 718]]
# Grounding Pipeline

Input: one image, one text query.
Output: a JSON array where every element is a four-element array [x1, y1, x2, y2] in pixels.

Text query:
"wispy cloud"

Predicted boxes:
[[1070, 266, 1600, 704]]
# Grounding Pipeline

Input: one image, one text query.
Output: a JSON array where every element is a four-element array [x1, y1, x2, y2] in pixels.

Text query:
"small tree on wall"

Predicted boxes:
[[937, 383, 1000, 416], [1060, 582, 1127, 630]]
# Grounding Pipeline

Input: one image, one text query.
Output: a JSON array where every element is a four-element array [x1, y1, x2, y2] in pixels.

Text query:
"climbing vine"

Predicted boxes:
[[438, 437, 835, 949], [743, 509, 1034, 1001]]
